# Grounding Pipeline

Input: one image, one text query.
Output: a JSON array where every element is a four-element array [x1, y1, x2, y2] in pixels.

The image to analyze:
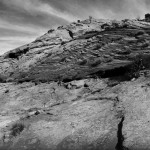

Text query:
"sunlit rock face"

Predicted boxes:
[[1, 16, 150, 150]]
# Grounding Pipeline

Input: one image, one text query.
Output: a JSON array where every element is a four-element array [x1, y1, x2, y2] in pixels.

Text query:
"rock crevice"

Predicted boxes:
[[115, 116, 127, 150]]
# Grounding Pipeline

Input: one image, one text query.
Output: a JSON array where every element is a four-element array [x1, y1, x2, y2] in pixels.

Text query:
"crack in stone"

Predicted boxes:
[[115, 116, 129, 150]]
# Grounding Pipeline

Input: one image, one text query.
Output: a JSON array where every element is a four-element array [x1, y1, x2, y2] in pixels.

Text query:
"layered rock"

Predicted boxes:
[[1, 17, 150, 150], [1, 18, 150, 82]]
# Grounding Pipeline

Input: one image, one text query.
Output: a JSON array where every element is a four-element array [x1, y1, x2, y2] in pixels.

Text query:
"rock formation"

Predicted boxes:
[[145, 13, 150, 22], [0, 17, 150, 149]]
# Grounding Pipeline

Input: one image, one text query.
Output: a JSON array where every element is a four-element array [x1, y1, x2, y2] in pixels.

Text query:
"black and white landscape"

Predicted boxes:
[[0, 0, 150, 150]]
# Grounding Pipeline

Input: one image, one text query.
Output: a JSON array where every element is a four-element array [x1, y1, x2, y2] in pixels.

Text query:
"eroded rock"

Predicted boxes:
[[1, 18, 150, 82], [1, 17, 150, 150]]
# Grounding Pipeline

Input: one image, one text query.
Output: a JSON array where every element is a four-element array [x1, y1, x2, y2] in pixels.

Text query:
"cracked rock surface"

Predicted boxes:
[[0, 17, 150, 149]]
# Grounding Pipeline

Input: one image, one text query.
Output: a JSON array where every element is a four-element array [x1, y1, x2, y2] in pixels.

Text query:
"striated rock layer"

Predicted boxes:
[[1, 18, 150, 82], [0, 17, 150, 150]]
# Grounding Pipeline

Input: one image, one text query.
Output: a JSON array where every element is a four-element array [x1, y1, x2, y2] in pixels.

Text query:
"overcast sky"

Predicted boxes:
[[0, 0, 150, 54]]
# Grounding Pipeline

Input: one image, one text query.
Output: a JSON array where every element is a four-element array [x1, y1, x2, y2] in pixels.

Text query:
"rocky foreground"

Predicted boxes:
[[1, 17, 150, 149]]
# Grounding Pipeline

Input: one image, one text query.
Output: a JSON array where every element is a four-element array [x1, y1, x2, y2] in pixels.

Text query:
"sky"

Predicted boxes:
[[0, 0, 150, 54]]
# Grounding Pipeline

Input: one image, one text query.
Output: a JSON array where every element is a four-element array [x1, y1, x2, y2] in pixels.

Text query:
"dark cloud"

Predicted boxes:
[[0, 0, 150, 54], [0, 0, 69, 28], [0, 28, 35, 37], [39, 0, 150, 19]]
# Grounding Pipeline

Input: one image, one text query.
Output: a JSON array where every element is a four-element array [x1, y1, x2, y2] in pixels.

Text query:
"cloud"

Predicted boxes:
[[39, 0, 150, 19], [0, 0, 78, 22], [0, 36, 36, 55]]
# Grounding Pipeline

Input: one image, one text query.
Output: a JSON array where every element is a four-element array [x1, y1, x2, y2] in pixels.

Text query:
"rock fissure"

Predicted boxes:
[[85, 96, 118, 102], [115, 116, 128, 150], [67, 29, 74, 39]]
